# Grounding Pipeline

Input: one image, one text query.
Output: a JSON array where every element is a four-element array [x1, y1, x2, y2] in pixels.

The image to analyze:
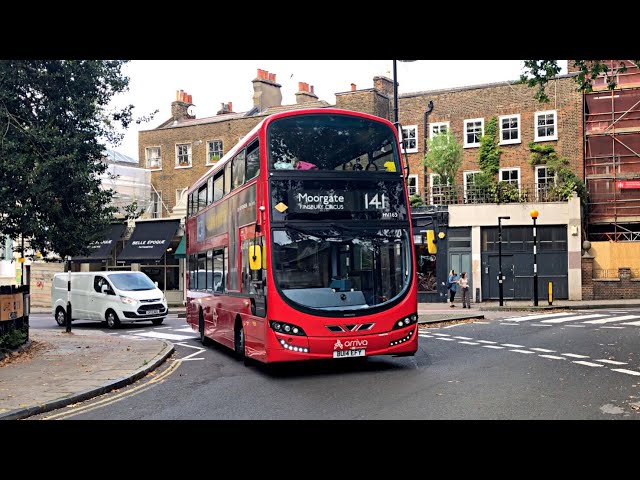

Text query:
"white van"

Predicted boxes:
[[51, 271, 168, 329]]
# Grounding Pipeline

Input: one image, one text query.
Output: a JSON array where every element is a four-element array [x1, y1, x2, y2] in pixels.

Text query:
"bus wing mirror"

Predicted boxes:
[[249, 245, 262, 271]]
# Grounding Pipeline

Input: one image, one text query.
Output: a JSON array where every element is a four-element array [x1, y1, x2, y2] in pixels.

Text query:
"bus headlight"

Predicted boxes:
[[269, 320, 306, 336], [392, 313, 418, 330]]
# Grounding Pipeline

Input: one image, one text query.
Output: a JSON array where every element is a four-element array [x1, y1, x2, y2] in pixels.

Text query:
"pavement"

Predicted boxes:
[[3, 297, 640, 420]]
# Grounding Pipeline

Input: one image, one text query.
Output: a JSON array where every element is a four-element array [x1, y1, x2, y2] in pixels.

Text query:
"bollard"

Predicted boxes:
[[475, 287, 480, 304], [548, 281, 553, 306]]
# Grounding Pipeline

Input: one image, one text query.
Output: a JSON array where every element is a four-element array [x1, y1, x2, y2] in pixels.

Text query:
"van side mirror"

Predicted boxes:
[[101, 284, 109, 294], [154, 281, 159, 287]]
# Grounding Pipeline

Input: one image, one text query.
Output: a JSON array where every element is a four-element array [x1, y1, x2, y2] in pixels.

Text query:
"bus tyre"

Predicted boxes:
[[105, 310, 121, 329], [152, 318, 164, 326], [199, 310, 212, 346], [234, 319, 249, 365], [55, 307, 66, 327]]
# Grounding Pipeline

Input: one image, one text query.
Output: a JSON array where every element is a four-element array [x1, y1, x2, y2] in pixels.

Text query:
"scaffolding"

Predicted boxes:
[[585, 60, 640, 241]]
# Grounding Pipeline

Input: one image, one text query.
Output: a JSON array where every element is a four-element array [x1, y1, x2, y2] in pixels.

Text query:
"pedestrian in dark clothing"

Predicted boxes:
[[447, 269, 458, 307]]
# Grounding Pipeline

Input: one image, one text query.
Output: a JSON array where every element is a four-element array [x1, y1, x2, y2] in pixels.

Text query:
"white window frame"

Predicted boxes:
[[430, 122, 450, 139], [206, 140, 224, 165], [175, 143, 192, 168], [499, 167, 521, 191], [429, 173, 450, 205], [145, 146, 162, 170], [464, 118, 484, 148], [407, 174, 418, 196], [535, 165, 557, 201], [534, 110, 558, 142], [463, 170, 482, 203], [401, 125, 418, 153], [499, 114, 521, 145], [151, 190, 162, 219]]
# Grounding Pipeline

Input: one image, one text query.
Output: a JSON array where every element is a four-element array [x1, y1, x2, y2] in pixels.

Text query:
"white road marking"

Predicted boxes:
[[541, 313, 607, 323], [458, 341, 479, 345], [539, 355, 566, 360], [566, 325, 586, 328], [510, 349, 535, 354], [173, 327, 197, 333], [431, 333, 451, 336], [180, 348, 206, 360], [500, 323, 520, 326], [562, 353, 590, 358], [180, 358, 205, 361], [474, 321, 490, 324], [595, 359, 627, 365], [454, 336, 474, 340], [531, 348, 556, 353], [153, 326, 173, 330], [133, 331, 197, 341], [531, 323, 554, 327], [584, 315, 640, 324], [507, 312, 574, 322], [611, 369, 640, 376], [501, 343, 525, 348], [435, 337, 455, 341], [482, 345, 504, 349], [599, 326, 626, 329], [477, 340, 497, 344], [620, 320, 640, 326], [419, 334, 434, 338], [177, 342, 205, 350], [572, 360, 604, 368]]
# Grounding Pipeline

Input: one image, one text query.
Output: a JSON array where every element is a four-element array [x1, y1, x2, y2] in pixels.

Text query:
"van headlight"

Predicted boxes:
[[120, 296, 137, 305]]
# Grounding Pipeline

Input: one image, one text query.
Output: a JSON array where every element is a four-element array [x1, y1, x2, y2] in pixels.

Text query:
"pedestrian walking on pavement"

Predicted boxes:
[[459, 272, 470, 308], [447, 269, 458, 307]]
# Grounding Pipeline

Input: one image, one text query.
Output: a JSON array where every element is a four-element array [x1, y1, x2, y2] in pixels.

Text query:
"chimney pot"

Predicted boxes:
[[351, 83, 356, 91], [298, 82, 305, 91], [175, 90, 180, 101], [310, 85, 314, 94], [228, 101, 232, 112]]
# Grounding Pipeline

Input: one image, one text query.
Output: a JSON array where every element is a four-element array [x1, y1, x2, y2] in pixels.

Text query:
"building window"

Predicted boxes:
[[145, 147, 161, 170], [407, 174, 418, 196], [499, 167, 521, 190], [175, 143, 192, 168], [535, 165, 556, 201], [464, 118, 484, 148], [206, 140, 224, 165], [401, 125, 418, 153], [535, 110, 557, 142], [430, 122, 449, 139], [429, 173, 448, 205], [151, 191, 162, 219], [463, 170, 482, 203], [499, 114, 520, 145]]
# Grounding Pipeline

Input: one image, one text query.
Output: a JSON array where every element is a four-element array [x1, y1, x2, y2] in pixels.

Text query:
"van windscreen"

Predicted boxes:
[[109, 273, 156, 291]]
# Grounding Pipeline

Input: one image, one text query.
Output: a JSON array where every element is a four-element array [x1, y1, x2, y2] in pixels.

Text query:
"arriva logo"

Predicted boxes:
[[333, 339, 368, 350]]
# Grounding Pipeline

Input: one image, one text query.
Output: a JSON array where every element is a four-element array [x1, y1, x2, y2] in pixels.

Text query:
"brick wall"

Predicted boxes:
[[581, 261, 640, 299], [138, 116, 263, 214], [396, 75, 584, 196]]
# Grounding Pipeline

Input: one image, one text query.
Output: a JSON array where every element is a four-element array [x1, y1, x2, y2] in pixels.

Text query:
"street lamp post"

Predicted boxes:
[[530, 209, 539, 306], [498, 216, 510, 306]]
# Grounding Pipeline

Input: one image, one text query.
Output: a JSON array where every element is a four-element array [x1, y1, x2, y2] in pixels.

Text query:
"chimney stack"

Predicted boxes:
[[171, 90, 195, 121], [351, 83, 357, 91], [373, 76, 395, 97], [295, 81, 318, 104], [252, 68, 282, 112], [217, 102, 234, 115]]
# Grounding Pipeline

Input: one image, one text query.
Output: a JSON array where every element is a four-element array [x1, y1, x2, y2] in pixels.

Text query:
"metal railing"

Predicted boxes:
[[426, 182, 569, 206]]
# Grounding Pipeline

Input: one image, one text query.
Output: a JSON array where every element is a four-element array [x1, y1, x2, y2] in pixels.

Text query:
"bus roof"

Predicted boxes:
[[186, 108, 397, 195]]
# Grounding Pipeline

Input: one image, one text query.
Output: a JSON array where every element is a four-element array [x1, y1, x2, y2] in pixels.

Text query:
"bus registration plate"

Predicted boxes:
[[333, 349, 365, 359]]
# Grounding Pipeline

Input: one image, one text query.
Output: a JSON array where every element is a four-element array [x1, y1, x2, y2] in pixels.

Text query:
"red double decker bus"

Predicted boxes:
[[185, 108, 418, 364]]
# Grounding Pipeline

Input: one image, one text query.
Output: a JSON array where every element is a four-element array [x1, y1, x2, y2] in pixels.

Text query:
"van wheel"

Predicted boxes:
[[55, 308, 66, 327], [105, 310, 121, 329], [199, 309, 212, 346], [152, 318, 164, 326]]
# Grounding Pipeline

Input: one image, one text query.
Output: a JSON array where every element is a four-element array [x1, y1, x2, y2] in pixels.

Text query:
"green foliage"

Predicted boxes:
[[521, 60, 639, 103], [528, 142, 588, 204], [478, 116, 501, 177], [409, 195, 425, 208], [0, 61, 157, 259], [423, 130, 463, 186], [123, 201, 144, 220], [0, 324, 28, 353]]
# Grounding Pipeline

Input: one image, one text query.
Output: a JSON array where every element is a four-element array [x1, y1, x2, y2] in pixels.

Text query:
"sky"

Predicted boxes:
[[107, 60, 568, 161]]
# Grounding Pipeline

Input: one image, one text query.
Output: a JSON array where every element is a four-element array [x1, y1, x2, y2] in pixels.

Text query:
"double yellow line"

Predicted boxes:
[[42, 358, 182, 420]]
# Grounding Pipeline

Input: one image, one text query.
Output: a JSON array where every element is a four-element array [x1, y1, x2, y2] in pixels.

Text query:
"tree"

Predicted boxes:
[[521, 60, 639, 103], [0, 60, 155, 259], [423, 130, 463, 188]]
